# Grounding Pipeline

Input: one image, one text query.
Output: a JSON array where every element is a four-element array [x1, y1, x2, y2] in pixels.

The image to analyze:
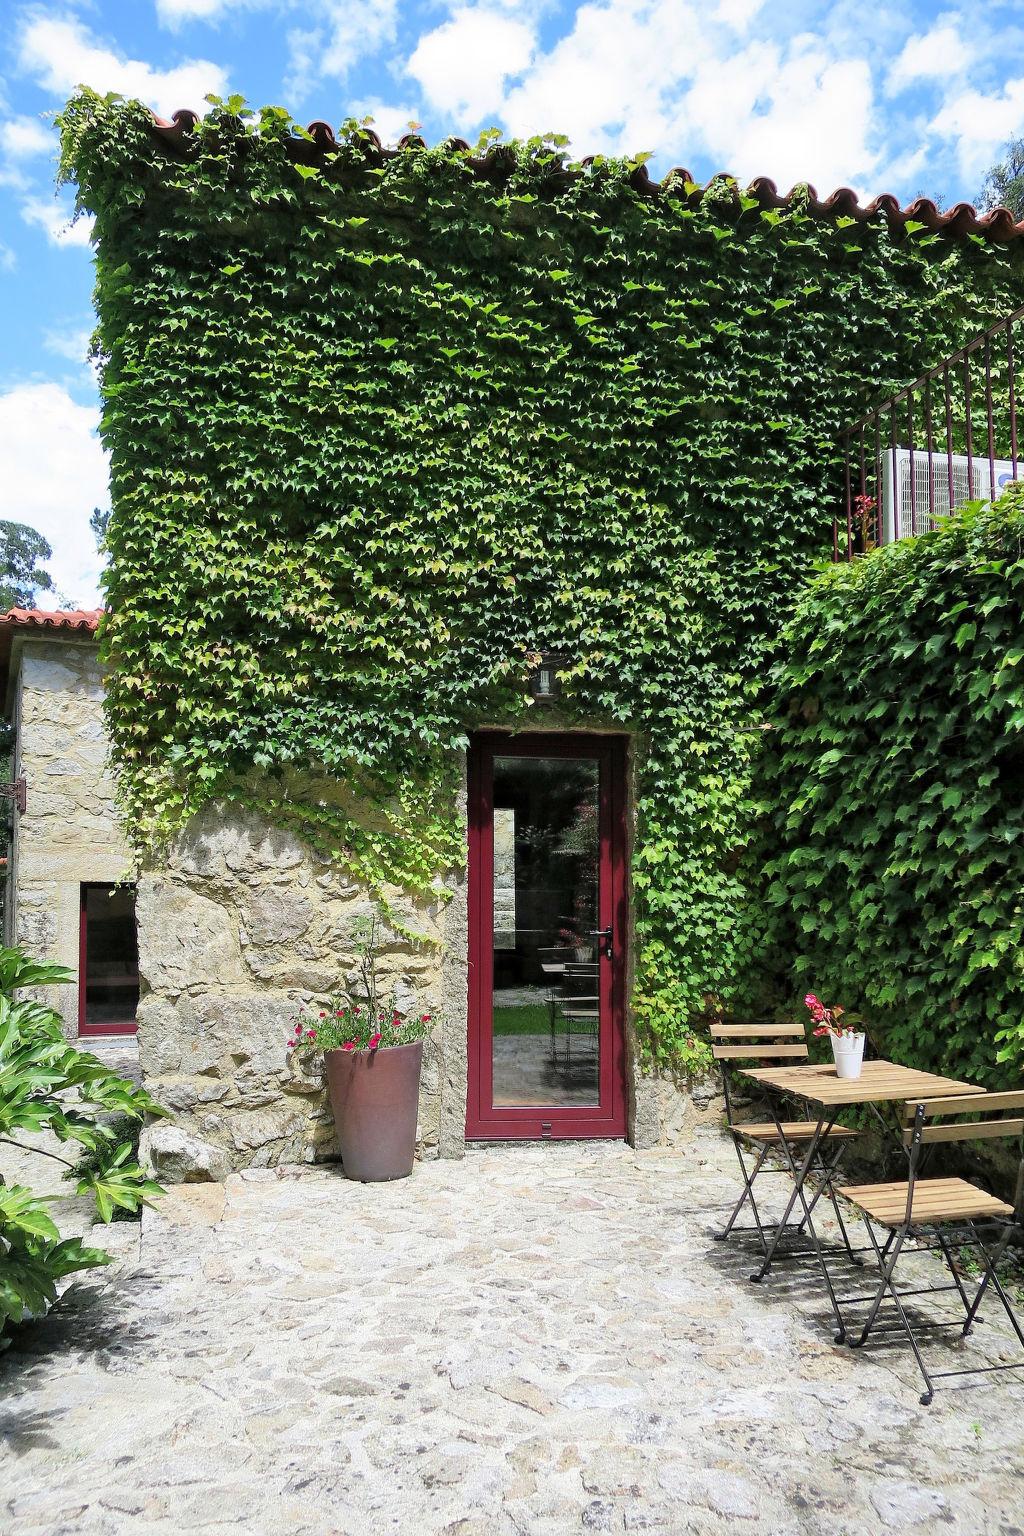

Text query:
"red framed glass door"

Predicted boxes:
[[466, 732, 628, 1140]]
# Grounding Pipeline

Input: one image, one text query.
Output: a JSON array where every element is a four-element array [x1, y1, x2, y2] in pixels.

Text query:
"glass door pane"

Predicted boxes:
[[81, 884, 139, 1032], [491, 754, 601, 1107]]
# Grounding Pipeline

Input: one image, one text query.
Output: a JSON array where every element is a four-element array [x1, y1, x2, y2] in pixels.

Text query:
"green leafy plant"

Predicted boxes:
[[56, 90, 1024, 1070], [0, 947, 165, 1336], [761, 490, 1024, 1086]]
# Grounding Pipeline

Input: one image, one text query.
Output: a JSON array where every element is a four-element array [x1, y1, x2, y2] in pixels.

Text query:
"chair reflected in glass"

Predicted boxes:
[[548, 961, 599, 1073]]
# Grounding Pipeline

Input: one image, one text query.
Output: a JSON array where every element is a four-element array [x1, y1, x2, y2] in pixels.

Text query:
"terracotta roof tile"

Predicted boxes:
[[149, 111, 1024, 245], [0, 607, 103, 633]]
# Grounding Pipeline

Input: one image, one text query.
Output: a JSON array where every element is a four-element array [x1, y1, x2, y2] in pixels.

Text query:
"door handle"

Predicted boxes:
[[587, 927, 613, 959]]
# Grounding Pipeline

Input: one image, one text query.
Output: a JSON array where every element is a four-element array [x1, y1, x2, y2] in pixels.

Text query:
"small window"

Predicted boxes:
[[79, 883, 139, 1036]]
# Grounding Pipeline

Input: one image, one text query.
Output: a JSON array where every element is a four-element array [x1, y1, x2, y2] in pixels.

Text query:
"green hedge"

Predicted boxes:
[[58, 91, 1024, 1066], [762, 490, 1024, 1085]]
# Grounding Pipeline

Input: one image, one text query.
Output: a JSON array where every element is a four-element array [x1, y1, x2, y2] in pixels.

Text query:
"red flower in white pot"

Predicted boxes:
[[804, 994, 867, 1079]]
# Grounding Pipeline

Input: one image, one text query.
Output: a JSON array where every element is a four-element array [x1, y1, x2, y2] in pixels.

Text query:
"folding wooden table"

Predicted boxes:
[[740, 1059, 987, 1340]]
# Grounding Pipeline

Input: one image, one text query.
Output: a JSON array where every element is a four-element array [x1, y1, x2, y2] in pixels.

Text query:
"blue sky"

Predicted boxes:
[[1, 0, 1023, 606]]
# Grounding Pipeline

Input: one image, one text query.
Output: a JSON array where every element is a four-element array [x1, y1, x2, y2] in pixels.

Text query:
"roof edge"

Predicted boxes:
[[0, 607, 103, 635], [148, 111, 1024, 245]]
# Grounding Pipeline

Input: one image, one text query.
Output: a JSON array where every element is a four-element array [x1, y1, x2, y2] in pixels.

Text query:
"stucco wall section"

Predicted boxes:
[[8, 638, 132, 1033], [136, 797, 464, 1173]]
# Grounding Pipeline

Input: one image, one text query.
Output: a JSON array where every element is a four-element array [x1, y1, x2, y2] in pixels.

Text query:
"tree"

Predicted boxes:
[[0, 521, 56, 611], [980, 137, 1024, 220], [89, 506, 110, 549]]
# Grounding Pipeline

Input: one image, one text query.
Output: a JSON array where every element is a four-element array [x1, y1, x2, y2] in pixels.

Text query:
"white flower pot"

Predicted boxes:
[[831, 1032, 865, 1080], [574, 945, 593, 963]]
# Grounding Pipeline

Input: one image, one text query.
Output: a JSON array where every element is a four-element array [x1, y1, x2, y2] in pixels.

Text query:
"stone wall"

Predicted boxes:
[[8, 637, 133, 1033], [136, 798, 465, 1176], [1, 640, 701, 1172]]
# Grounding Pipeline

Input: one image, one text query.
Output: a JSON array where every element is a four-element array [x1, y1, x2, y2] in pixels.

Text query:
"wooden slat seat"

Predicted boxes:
[[842, 1177, 1014, 1227], [732, 1120, 859, 1143], [710, 1023, 805, 1038]]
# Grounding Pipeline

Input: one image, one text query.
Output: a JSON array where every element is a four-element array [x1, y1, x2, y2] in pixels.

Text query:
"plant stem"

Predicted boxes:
[[0, 1135, 78, 1172]]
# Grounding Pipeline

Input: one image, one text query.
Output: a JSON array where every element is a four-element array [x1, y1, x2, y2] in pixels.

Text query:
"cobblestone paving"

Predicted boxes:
[[2, 1135, 1023, 1535]]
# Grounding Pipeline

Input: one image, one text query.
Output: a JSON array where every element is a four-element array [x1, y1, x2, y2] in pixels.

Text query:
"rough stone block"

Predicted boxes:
[[227, 1108, 307, 1153], [169, 801, 306, 880], [140, 1124, 232, 1183], [136, 879, 245, 994], [240, 887, 314, 947]]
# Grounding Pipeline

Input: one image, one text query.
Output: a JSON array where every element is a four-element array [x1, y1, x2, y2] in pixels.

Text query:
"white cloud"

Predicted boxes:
[[21, 195, 94, 248], [929, 78, 1024, 182], [472, 0, 878, 189], [0, 114, 55, 193], [500, 0, 706, 151], [44, 323, 94, 366], [3, 115, 54, 159], [0, 383, 108, 607], [351, 99, 423, 146], [888, 22, 971, 94], [409, 7, 536, 124], [715, 0, 765, 29], [18, 14, 229, 118], [687, 41, 878, 192], [286, 1, 399, 97], [155, 0, 244, 22], [0, 242, 15, 273], [321, 1, 399, 80]]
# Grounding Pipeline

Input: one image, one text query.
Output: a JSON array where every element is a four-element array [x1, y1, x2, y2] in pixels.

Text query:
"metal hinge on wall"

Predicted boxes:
[[541, 1122, 552, 1139], [0, 778, 26, 815]]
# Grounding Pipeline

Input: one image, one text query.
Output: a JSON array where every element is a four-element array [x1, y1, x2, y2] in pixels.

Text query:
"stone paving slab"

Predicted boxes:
[[2, 1135, 1023, 1535]]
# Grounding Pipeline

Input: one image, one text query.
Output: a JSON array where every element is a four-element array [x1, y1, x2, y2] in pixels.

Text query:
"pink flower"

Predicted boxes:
[[319, 1011, 327, 1019], [368, 1032, 382, 1050], [420, 1013, 432, 1024], [306, 1029, 316, 1039], [342, 1041, 357, 1052]]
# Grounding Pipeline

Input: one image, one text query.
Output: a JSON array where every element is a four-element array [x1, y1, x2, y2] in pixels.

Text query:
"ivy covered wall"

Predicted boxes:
[[762, 491, 1024, 1087], [60, 93, 1024, 1067]]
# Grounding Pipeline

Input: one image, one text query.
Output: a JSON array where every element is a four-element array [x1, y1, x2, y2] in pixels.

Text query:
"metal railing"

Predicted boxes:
[[835, 303, 1024, 560]]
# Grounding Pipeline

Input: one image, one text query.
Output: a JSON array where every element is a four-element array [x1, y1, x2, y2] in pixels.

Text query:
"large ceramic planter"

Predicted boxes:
[[324, 1040, 423, 1182]]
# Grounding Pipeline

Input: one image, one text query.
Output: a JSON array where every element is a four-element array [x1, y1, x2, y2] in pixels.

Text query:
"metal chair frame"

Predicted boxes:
[[828, 1091, 1024, 1404], [712, 1023, 862, 1263], [548, 962, 599, 1069]]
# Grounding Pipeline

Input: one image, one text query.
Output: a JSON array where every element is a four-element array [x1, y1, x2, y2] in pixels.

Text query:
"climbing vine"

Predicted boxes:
[[59, 90, 1024, 1065], [761, 490, 1024, 1087]]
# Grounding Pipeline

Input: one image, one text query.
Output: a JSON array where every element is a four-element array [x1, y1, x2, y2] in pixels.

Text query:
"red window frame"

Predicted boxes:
[[78, 882, 140, 1037], [466, 731, 628, 1141]]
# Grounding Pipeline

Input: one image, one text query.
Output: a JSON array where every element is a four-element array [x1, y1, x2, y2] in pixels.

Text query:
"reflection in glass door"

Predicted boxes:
[[467, 734, 627, 1140]]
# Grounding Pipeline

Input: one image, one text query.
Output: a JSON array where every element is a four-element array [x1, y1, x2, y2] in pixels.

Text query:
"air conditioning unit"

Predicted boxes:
[[880, 449, 1019, 543]]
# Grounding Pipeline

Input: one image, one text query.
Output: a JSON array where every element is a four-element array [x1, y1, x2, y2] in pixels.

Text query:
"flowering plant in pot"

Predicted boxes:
[[288, 914, 432, 1182], [559, 924, 592, 963], [804, 993, 866, 1080]]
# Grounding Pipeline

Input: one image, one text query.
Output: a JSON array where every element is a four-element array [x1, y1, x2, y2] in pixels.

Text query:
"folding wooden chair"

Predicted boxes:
[[711, 1022, 861, 1256], [835, 1090, 1024, 1404]]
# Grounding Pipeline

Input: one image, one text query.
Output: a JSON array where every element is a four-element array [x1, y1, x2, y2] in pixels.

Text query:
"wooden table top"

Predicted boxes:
[[744, 1058, 986, 1108]]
